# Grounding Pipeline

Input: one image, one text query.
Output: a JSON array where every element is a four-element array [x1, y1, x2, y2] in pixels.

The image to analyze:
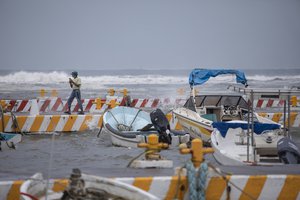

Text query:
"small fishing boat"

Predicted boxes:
[[211, 86, 300, 166], [20, 169, 159, 200], [173, 69, 265, 142], [102, 106, 190, 148], [0, 132, 22, 151]]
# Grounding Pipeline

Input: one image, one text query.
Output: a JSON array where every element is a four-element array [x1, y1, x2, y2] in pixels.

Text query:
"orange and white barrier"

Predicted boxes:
[[0, 114, 102, 133], [254, 97, 300, 108], [258, 112, 300, 127], [1, 174, 300, 200], [1, 97, 187, 113], [2, 95, 300, 113], [3, 98, 64, 112], [0, 112, 181, 133]]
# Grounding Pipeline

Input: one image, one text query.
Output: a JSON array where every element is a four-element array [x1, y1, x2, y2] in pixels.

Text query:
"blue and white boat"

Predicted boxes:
[[210, 86, 300, 166], [173, 69, 251, 142], [102, 106, 190, 148]]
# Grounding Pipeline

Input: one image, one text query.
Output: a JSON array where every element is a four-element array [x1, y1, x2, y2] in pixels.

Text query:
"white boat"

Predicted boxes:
[[211, 86, 300, 166], [173, 69, 264, 142], [0, 132, 22, 151], [20, 169, 159, 200], [211, 120, 286, 165], [102, 106, 190, 148], [173, 94, 257, 142]]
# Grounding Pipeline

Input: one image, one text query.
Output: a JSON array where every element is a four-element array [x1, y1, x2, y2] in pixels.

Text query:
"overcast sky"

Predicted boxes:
[[0, 0, 300, 70]]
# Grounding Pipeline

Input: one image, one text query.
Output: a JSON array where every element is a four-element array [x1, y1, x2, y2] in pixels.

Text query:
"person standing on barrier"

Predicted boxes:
[[64, 71, 84, 115]]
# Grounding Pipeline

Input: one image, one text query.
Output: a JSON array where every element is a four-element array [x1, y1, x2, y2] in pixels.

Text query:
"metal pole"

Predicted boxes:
[[192, 86, 197, 111], [0, 105, 4, 132], [251, 90, 255, 162], [283, 99, 286, 136], [287, 94, 291, 138], [247, 98, 250, 162]]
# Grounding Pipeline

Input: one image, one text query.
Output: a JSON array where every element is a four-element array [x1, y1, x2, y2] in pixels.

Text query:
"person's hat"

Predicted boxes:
[[71, 71, 78, 77]]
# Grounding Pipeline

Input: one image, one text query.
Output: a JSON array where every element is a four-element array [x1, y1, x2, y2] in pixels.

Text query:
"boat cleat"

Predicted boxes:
[[130, 134, 173, 168], [93, 98, 106, 110], [180, 138, 214, 168]]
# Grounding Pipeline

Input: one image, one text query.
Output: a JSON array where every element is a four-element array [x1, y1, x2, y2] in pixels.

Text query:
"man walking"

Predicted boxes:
[[64, 71, 84, 114]]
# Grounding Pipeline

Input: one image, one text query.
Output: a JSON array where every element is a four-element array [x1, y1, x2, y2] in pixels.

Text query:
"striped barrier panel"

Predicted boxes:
[[253, 99, 286, 108], [1, 97, 187, 113], [3, 96, 300, 113], [3, 98, 64, 113], [0, 113, 180, 133], [0, 114, 102, 133], [258, 112, 300, 128], [254, 97, 300, 108], [1, 174, 300, 200], [4, 97, 300, 113]]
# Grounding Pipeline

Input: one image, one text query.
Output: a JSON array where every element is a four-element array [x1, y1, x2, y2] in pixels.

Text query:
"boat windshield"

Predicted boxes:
[[184, 95, 248, 109]]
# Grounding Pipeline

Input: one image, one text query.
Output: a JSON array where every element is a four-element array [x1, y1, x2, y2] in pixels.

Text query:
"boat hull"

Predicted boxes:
[[103, 106, 190, 148], [20, 173, 159, 200], [108, 129, 190, 148], [0, 133, 22, 150], [172, 108, 212, 142], [211, 124, 284, 166]]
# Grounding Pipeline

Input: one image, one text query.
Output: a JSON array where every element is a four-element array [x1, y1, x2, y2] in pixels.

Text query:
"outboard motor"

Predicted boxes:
[[277, 137, 300, 164], [150, 109, 172, 144]]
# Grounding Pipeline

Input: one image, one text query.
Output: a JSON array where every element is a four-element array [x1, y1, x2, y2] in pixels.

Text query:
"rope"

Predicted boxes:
[[197, 163, 208, 200], [97, 106, 111, 137], [126, 150, 157, 168], [185, 161, 208, 200], [186, 161, 197, 200], [11, 111, 24, 135], [20, 192, 39, 200]]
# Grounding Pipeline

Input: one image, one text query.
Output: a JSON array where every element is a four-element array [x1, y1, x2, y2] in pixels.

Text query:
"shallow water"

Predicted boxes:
[[1, 128, 300, 181], [0, 130, 192, 181]]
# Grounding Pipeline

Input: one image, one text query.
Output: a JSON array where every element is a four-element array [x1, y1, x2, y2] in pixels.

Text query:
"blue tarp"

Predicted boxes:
[[189, 69, 248, 86], [212, 122, 281, 138]]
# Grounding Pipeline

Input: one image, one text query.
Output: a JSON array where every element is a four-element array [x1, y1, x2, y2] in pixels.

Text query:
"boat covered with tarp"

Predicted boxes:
[[173, 68, 253, 141]]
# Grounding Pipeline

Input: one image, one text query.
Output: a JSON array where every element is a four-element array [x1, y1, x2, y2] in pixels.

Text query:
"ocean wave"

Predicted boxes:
[[247, 75, 300, 81], [0, 71, 188, 85], [0, 71, 69, 84], [0, 71, 300, 86]]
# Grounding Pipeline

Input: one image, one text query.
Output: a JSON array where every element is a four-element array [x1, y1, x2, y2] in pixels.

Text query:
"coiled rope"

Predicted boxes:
[[185, 160, 208, 200]]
